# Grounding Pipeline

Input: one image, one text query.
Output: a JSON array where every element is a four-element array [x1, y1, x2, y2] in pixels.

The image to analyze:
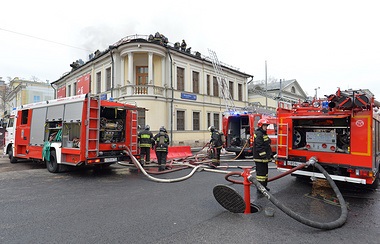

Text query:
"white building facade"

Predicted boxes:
[[52, 34, 252, 146]]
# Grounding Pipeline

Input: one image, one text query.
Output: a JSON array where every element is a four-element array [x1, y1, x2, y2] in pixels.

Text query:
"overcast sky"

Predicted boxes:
[[1, 0, 379, 99]]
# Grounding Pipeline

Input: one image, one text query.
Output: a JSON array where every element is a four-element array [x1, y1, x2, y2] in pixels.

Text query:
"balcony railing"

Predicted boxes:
[[118, 84, 165, 96]]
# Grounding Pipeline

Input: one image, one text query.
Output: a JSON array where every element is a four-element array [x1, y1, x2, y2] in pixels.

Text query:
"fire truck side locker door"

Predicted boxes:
[[15, 109, 31, 156], [351, 116, 371, 157]]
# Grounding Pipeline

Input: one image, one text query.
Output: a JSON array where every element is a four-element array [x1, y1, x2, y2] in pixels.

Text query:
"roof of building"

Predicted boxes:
[[53, 33, 253, 84]]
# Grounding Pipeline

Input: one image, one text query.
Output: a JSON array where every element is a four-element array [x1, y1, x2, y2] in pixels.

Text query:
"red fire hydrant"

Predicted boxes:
[[241, 167, 252, 214]]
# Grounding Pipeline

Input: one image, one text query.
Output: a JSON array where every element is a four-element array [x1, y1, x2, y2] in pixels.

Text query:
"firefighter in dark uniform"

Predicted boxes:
[[138, 125, 154, 166], [153, 126, 170, 171], [181, 39, 187, 51], [209, 126, 223, 168], [253, 118, 272, 192]]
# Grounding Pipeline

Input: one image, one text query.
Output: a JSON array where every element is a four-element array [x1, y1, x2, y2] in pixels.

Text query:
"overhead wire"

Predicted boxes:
[[0, 27, 92, 52]]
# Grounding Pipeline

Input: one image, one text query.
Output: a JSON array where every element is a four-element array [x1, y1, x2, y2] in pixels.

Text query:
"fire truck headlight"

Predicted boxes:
[[99, 151, 104, 156], [111, 144, 116, 149]]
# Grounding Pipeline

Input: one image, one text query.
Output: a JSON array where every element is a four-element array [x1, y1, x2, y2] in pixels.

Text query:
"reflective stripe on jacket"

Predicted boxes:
[[138, 130, 153, 148]]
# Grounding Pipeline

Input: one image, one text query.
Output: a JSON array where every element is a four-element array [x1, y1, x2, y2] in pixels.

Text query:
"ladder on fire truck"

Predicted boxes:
[[277, 122, 289, 159], [86, 95, 100, 158], [208, 49, 236, 114], [130, 109, 138, 155]]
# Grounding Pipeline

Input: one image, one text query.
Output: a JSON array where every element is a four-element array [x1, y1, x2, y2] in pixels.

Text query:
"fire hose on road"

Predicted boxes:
[[224, 156, 348, 230], [119, 146, 238, 183], [121, 147, 348, 230]]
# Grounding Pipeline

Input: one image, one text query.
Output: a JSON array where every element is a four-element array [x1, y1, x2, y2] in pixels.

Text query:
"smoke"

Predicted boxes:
[[78, 23, 140, 60]]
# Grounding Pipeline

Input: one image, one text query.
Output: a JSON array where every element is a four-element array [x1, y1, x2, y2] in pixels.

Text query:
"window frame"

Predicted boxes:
[[106, 67, 112, 91], [192, 111, 200, 131], [177, 67, 185, 91], [177, 110, 185, 131]]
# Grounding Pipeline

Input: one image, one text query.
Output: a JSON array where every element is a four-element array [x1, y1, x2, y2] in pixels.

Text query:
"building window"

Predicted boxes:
[[68, 84, 71, 97], [213, 76, 218, 97], [177, 67, 185, 91], [33, 95, 40, 103], [106, 68, 111, 91], [138, 110, 146, 129], [238, 84, 243, 101], [229, 81, 234, 100], [177, 110, 185, 131], [96, 72, 101, 94], [193, 112, 200, 130], [206, 75, 210, 95], [192, 71, 199, 94], [213, 113, 220, 130], [207, 112, 211, 129], [136, 66, 148, 85], [291, 86, 296, 93], [73, 82, 77, 95]]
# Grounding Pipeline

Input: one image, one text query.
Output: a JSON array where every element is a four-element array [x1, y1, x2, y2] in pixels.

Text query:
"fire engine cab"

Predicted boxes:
[[276, 88, 380, 187], [223, 112, 277, 158], [4, 94, 141, 173]]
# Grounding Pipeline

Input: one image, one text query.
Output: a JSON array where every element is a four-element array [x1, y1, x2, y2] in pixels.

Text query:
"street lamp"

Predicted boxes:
[[314, 87, 320, 100]]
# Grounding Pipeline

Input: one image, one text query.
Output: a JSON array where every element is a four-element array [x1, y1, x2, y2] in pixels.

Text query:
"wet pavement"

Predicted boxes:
[[0, 155, 379, 243]]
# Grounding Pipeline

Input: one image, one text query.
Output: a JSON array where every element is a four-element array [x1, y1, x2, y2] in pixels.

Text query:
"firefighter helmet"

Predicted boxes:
[[145, 125, 150, 130], [258, 119, 270, 127], [208, 126, 215, 132], [160, 126, 167, 132]]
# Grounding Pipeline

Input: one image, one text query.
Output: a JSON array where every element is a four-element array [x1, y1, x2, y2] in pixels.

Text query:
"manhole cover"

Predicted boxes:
[[213, 185, 245, 213]]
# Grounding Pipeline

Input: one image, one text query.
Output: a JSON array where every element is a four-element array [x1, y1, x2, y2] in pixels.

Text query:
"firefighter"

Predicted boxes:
[[253, 118, 272, 193], [138, 125, 154, 166], [181, 39, 187, 51], [209, 126, 223, 168], [153, 126, 170, 171]]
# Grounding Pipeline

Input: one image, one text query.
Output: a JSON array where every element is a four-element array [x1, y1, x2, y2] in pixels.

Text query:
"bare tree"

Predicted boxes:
[[0, 81, 10, 118]]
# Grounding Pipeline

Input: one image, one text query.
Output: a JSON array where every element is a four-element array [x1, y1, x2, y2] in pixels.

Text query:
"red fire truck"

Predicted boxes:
[[276, 88, 380, 187], [222, 112, 277, 158], [4, 94, 140, 173]]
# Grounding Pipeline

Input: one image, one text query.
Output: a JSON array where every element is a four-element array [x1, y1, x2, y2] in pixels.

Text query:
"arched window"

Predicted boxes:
[[291, 86, 296, 93]]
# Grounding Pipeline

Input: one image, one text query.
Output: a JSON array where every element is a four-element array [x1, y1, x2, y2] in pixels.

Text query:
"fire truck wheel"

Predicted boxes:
[[46, 150, 60, 173], [8, 147, 17, 164]]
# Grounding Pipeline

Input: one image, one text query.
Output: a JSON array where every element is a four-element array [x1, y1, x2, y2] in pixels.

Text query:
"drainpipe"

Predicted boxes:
[[109, 45, 116, 99], [50, 83, 57, 99], [167, 48, 173, 146]]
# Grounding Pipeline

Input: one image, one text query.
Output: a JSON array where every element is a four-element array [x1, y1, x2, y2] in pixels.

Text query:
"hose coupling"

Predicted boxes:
[[306, 156, 318, 166]]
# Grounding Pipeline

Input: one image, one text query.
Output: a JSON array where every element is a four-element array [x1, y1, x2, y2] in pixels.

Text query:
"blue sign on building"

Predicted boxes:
[[181, 93, 197, 101], [100, 94, 107, 100]]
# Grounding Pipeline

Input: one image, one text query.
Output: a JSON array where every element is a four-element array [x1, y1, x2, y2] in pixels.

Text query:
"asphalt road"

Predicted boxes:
[[0, 155, 379, 244]]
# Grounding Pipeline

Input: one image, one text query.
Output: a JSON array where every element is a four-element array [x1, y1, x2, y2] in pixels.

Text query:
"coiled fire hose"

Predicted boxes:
[[247, 157, 348, 230]]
